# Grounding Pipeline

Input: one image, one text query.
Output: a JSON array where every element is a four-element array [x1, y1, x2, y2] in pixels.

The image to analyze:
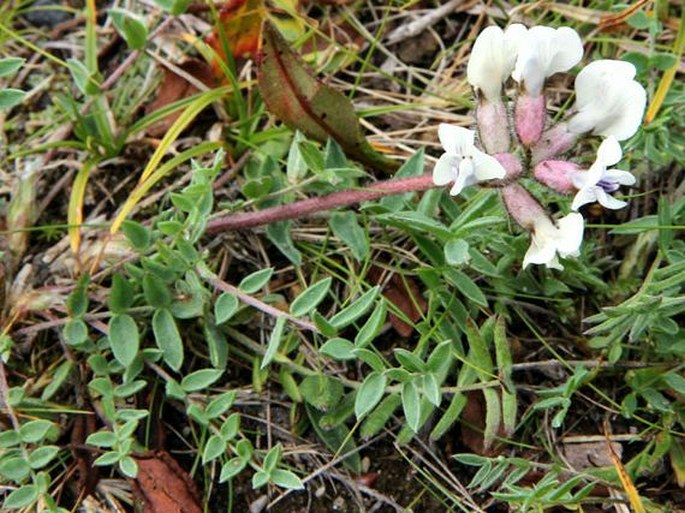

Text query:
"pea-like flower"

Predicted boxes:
[[571, 136, 635, 211], [567, 60, 646, 141], [511, 26, 584, 96], [523, 212, 585, 270], [433, 124, 506, 196], [467, 24, 527, 102]]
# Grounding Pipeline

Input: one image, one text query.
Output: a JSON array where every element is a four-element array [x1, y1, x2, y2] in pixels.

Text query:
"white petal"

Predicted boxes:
[[502, 24, 528, 74], [523, 235, 558, 268], [433, 153, 458, 186], [569, 60, 645, 140], [595, 188, 628, 210], [546, 27, 584, 75], [596, 136, 622, 166], [438, 124, 474, 156], [467, 26, 507, 101], [556, 212, 584, 257], [571, 186, 598, 211], [449, 168, 471, 196], [604, 169, 636, 186], [471, 148, 507, 180]]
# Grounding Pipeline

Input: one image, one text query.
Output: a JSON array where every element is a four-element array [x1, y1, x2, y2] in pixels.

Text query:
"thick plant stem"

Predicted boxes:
[[206, 174, 436, 233]]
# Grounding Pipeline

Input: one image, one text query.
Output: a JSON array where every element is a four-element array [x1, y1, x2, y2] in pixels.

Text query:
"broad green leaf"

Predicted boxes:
[[28, 446, 60, 469], [354, 372, 386, 419], [181, 369, 223, 392], [379, 149, 425, 211], [306, 403, 360, 472], [393, 349, 424, 373], [401, 380, 421, 432], [263, 444, 282, 473], [252, 470, 270, 489], [258, 22, 397, 173], [286, 131, 308, 182], [203, 434, 226, 464], [319, 338, 356, 360], [0, 89, 26, 109], [86, 431, 117, 448], [290, 278, 331, 317], [444, 239, 470, 266], [354, 303, 386, 348], [423, 373, 441, 407], [152, 308, 184, 371], [108, 314, 139, 367], [3, 484, 38, 509], [67, 275, 90, 317], [67, 58, 100, 95], [152, 0, 192, 15], [299, 374, 344, 411], [108, 274, 134, 313], [329, 211, 368, 261], [119, 456, 138, 478], [220, 457, 248, 482], [359, 394, 401, 439], [329, 286, 380, 329], [261, 316, 286, 369], [0, 57, 25, 77], [353, 348, 386, 373], [19, 420, 55, 444], [63, 319, 88, 345], [0, 457, 30, 481], [214, 292, 239, 324], [206, 391, 236, 419], [239, 268, 273, 294], [430, 393, 467, 441], [142, 273, 171, 308], [220, 413, 241, 440], [109, 8, 148, 50], [446, 269, 487, 307], [464, 320, 494, 381], [270, 469, 304, 489]]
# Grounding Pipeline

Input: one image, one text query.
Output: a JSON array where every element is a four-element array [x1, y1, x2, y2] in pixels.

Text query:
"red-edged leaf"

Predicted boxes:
[[257, 21, 398, 173]]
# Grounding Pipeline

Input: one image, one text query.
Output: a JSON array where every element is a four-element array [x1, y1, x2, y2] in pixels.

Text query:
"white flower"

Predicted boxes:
[[571, 136, 635, 210], [433, 124, 506, 196], [467, 24, 527, 102], [512, 26, 583, 96], [524, 212, 584, 270], [567, 60, 646, 140]]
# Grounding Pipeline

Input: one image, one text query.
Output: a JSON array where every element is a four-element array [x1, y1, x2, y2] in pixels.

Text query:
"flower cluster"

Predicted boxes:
[[434, 24, 646, 269]]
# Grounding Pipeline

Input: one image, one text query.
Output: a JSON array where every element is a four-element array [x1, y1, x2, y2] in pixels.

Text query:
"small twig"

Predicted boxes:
[[207, 174, 436, 233], [385, 0, 466, 45], [197, 266, 319, 332]]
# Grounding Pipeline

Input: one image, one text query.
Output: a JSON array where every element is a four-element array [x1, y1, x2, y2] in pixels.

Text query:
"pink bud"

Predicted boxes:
[[501, 183, 546, 231], [494, 152, 523, 181], [515, 93, 546, 147], [533, 160, 579, 193], [476, 99, 510, 154], [530, 123, 578, 164]]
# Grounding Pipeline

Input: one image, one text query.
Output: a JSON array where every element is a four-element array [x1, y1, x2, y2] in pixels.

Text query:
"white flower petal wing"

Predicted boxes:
[[438, 123, 474, 156], [472, 149, 507, 180], [433, 153, 457, 186]]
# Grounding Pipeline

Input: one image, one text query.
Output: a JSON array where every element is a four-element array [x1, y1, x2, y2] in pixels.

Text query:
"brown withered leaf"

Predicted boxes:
[[145, 59, 216, 137], [132, 451, 202, 513], [460, 390, 505, 457], [367, 266, 427, 337], [206, 0, 265, 67]]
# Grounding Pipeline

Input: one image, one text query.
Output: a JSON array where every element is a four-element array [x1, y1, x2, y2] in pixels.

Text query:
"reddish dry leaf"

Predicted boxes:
[[71, 414, 99, 501], [132, 451, 202, 513], [206, 0, 265, 68], [145, 59, 216, 137], [367, 267, 427, 337]]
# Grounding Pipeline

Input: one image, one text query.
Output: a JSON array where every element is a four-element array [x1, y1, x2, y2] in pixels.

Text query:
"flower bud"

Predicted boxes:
[[533, 160, 579, 193], [515, 93, 546, 147], [493, 152, 523, 181], [475, 99, 510, 154], [501, 183, 545, 231], [530, 122, 578, 164]]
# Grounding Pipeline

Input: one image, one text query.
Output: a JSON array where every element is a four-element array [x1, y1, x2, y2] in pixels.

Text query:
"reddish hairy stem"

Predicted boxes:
[[206, 174, 437, 233]]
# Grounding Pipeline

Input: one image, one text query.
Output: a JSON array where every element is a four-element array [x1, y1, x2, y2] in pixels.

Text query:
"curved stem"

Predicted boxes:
[[206, 174, 436, 233]]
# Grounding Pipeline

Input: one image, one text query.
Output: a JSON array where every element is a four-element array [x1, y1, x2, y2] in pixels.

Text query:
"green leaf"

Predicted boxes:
[[379, 149, 425, 211], [329, 286, 380, 329], [20, 420, 55, 444], [205, 391, 236, 419], [119, 456, 139, 478], [252, 470, 270, 489], [108, 274, 134, 313], [94, 451, 120, 466], [299, 374, 344, 411], [482, 388, 501, 451], [109, 8, 148, 50], [423, 373, 441, 407], [270, 469, 304, 489], [444, 239, 470, 266], [290, 278, 332, 317], [143, 273, 171, 308], [204, 321, 228, 369], [108, 314, 139, 367], [152, 308, 184, 371], [181, 369, 223, 392], [319, 338, 356, 360], [28, 446, 60, 470], [401, 380, 421, 432], [464, 320, 494, 381], [114, 380, 146, 398], [86, 430, 117, 448], [393, 348, 424, 373], [68, 274, 90, 316], [286, 131, 308, 182], [258, 21, 397, 173], [354, 303, 386, 348], [329, 211, 369, 261], [312, 311, 338, 337], [67, 58, 100, 95], [220, 413, 241, 440], [359, 394, 401, 439], [0, 457, 30, 481], [3, 484, 38, 509], [263, 444, 282, 473], [353, 348, 386, 373], [0, 89, 26, 109], [203, 434, 226, 464], [0, 57, 25, 78], [214, 292, 239, 324], [239, 268, 273, 294], [261, 316, 286, 369], [306, 403, 361, 472], [266, 221, 302, 265], [446, 269, 487, 307], [122, 220, 151, 250], [152, 0, 192, 15], [354, 371, 387, 419], [63, 319, 88, 345], [220, 457, 248, 482]]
